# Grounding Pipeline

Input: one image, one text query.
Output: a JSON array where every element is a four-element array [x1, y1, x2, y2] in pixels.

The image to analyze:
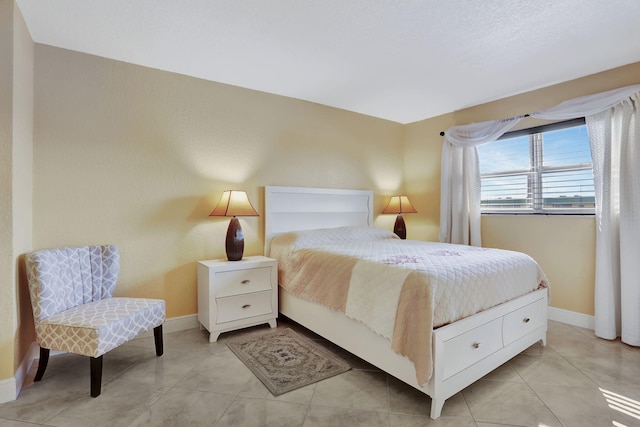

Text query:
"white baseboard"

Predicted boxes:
[[137, 313, 199, 338], [0, 377, 17, 404], [0, 342, 38, 404], [1, 314, 199, 404], [163, 313, 200, 333], [548, 306, 594, 330]]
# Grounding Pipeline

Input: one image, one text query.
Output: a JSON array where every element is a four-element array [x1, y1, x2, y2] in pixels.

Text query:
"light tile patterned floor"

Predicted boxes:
[[1, 319, 640, 427]]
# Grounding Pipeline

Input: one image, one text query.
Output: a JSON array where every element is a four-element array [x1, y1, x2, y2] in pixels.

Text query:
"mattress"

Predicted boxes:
[[269, 226, 548, 384]]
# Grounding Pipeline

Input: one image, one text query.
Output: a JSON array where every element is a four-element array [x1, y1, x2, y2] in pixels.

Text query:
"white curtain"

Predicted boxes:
[[439, 117, 523, 246], [440, 84, 640, 246], [439, 84, 640, 344], [586, 92, 640, 345]]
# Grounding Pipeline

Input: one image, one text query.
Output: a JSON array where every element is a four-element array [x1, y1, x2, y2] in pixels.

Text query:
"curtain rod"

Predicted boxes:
[[439, 114, 530, 136]]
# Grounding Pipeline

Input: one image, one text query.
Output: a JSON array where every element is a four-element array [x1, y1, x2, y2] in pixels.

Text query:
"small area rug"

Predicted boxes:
[[227, 328, 351, 395]]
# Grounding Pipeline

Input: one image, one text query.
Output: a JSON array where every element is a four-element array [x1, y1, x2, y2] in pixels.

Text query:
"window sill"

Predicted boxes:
[[481, 212, 595, 217]]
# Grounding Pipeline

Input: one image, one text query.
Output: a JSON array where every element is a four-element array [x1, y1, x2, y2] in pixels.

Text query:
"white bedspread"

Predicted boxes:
[[319, 238, 548, 329]]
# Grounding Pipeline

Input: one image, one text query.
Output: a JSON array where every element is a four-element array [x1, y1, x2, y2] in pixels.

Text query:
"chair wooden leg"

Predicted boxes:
[[90, 355, 103, 397], [34, 347, 50, 381], [154, 325, 164, 356]]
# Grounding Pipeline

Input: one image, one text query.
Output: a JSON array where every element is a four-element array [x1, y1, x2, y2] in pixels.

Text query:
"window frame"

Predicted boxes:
[[479, 118, 595, 216]]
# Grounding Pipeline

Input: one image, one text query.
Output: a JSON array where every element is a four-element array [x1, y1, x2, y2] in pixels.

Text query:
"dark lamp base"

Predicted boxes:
[[225, 217, 245, 261], [393, 214, 407, 240]]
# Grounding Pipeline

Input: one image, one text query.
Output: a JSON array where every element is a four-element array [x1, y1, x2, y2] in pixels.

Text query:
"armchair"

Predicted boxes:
[[25, 244, 166, 397]]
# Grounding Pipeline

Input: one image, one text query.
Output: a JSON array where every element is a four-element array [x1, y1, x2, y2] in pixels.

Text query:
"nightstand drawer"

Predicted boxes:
[[216, 290, 273, 323], [442, 317, 503, 379], [215, 267, 273, 298]]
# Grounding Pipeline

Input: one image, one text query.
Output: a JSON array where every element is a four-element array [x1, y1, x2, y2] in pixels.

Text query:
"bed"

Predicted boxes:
[[264, 185, 548, 419]]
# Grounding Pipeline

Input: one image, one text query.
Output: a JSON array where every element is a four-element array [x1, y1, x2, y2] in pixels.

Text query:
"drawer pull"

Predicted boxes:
[[472, 342, 481, 349], [242, 304, 251, 309], [523, 317, 531, 323], [241, 279, 251, 284]]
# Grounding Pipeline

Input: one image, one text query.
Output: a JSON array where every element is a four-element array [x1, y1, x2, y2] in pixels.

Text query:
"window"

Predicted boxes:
[[478, 118, 594, 214]]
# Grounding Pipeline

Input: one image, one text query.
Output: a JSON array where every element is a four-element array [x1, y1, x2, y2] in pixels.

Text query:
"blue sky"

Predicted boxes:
[[478, 125, 594, 201]]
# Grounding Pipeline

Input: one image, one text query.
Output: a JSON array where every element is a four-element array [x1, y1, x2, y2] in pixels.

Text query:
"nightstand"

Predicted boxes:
[[197, 256, 278, 343]]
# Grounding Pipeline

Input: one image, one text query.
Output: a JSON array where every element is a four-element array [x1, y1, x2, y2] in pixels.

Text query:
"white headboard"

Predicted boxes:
[[264, 186, 373, 255]]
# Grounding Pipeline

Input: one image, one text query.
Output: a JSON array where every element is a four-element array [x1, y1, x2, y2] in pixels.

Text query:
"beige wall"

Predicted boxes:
[[403, 112, 453, 242], [482, 215, 595, 315], [0, 0, 16, 382], [33, 45, 405, 319], [405, 61, 640, 316], [12, 1, 34, 375], [0, 0, 33, 386]]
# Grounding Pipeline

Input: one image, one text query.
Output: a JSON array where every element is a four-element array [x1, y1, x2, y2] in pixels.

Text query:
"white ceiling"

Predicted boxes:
[[15, 0, 640, 124]]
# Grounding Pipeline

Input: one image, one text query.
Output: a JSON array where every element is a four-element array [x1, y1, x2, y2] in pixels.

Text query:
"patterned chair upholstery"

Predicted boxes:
[[25, 245, 166, 397]]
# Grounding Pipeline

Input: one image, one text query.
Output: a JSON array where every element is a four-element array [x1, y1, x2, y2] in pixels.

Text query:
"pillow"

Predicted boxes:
[[289, 226, 398, 249]]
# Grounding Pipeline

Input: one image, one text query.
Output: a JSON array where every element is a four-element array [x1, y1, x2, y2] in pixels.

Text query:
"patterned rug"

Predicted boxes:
[[227, 328, 351, 395]]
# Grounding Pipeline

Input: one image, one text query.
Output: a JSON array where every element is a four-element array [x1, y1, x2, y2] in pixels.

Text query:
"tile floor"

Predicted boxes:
[[1, 318, 639, 427]]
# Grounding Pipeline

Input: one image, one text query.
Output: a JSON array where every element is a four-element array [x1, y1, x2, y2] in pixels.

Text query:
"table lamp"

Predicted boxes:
[[209, 190, 259, 261], [382, 195, 417, 239]]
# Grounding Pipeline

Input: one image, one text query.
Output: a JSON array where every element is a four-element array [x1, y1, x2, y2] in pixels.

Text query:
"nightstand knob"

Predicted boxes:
[[472, 342, 481, 349], [241, 279, 251, 284], [523, 317, 530, 323], [242, 304, 251, 309]]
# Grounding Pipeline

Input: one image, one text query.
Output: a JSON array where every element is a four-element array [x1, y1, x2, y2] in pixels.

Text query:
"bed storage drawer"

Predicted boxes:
[[442, 317, 503, 379], [216, 290, 273, 324], [503, 298, 546, 346]]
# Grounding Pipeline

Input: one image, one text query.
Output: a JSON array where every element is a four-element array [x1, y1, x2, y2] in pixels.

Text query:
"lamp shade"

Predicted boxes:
[[209, 190, 258, 261], [382, 196, 417, 240], [209, 190, 259, 217], [382, 196, 417, 214]]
